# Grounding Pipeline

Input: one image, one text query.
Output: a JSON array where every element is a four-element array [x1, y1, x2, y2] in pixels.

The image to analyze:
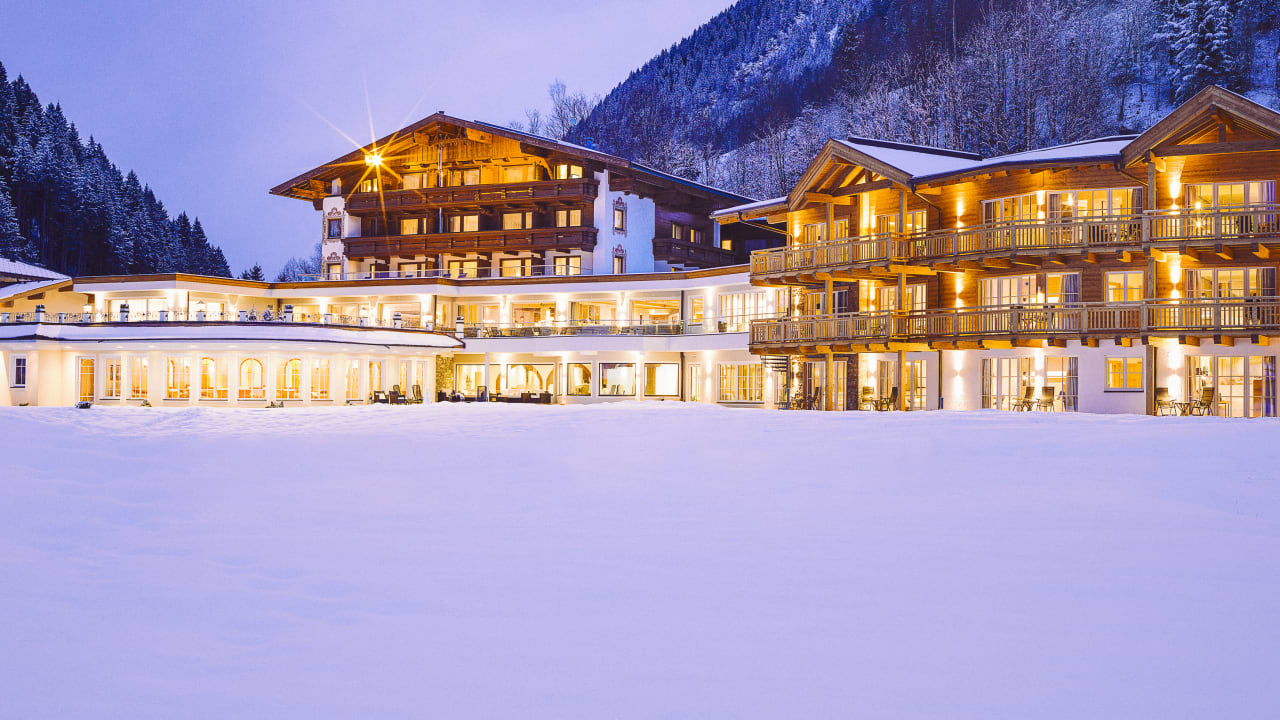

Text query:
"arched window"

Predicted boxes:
[[239, 359, 264, 400], [277, 358, 302, 400], [200, 357, 227, 400]]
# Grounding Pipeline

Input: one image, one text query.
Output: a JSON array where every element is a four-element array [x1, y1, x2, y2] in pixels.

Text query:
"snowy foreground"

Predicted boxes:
[[1, 405, 1277, 718]]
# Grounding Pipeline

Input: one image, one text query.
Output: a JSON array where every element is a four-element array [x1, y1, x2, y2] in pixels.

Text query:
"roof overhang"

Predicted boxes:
[[1120, 85, 1280, 167]]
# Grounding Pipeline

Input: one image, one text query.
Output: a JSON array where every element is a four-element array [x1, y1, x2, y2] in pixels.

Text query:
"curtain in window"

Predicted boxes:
[[1062, 273, 1081, 304], [1259, 267, 1277, 297], [1264, 356, 1277, 418]]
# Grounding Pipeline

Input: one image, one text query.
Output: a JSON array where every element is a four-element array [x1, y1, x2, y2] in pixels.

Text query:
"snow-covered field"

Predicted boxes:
[[1, 404, 1277, 718]]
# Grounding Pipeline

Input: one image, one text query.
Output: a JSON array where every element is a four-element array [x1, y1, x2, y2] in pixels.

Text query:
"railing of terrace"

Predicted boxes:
[[748, 205, 1280, 278], [750, 297, 1280, 345]]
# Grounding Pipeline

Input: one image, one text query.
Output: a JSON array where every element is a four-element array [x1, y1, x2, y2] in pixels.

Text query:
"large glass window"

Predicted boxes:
[[980, 275, 1037, 306], [345, 360, 361, 401], [502, 212, 533, 230], [312, 360, 330, 400], [643, 363, 679, 396], [78, 357, 96, 403], [600, 363, 636, 396], [165, 356, 189, 400], [555, 209, 582, 228], [103, 357, 122, 399], [1047, 188, 1139, 219], [1043, 357, 1079, 411], [719, 291, 773, 332], [368, 361, 383, 393], [875, 210, 927, 235], [689, 364, 702, 402], [506, 364, 554, 393], [1187, 355, 1276, 417], [200, 357, 228, 400], [129, 357, 147, 399], [982, 357, 1034, 410], [718, 363, 763, 403], [1185, 267, 1276, 299], [566, 363, 592, 396], [277, 358, 302, 400], [982, 193, 1037, 223], [238, 359, 264, 400], [1105, 357, 1143, 391]]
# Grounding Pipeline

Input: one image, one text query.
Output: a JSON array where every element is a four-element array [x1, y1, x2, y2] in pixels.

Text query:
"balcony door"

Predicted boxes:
[[1187, 355, 1277, 417]]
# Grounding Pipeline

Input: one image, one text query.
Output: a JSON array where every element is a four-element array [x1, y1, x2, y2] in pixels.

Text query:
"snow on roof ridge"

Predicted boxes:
[[980, 134, 1140, 163], [840, 137, 980, 160]]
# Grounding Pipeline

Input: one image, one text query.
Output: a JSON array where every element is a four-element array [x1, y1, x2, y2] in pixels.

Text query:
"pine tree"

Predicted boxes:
[[239, 263, 265, 281], [1171, 0, 1242, 101], [0, 176, 34, 261]]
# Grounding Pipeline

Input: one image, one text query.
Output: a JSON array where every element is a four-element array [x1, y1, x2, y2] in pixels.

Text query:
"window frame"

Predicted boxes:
[[1104, 356, 1144, 392], [10, 354, 27, 388]]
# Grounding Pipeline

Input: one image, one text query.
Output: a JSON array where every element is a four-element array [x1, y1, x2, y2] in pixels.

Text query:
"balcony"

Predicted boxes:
[[343, 227, 597, 259], [345, 178, 598, 213], [749, 205, 1280, 283], [652, 237, 741, 267], [750, 296, 1280, 351]]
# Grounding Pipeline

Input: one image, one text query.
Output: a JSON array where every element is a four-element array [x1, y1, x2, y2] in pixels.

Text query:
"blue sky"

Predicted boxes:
[[5, 0, 735, 274]]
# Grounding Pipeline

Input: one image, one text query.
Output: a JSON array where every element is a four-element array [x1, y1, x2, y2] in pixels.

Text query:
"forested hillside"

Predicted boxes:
[[0, 61, 230, 277], [568, 0, 1280, 199]]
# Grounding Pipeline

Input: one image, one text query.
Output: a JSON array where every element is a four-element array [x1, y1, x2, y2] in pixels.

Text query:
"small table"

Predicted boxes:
[[1172, 401, 1192, 416]]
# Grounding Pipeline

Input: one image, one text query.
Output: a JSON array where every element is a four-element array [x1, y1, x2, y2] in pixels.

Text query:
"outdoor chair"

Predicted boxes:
[[1012, 386, 1036, 412], [538, 392, 552, 404], [1035, 386, 1058, 412], [411, 384, 424, 404], [1189, 387, 1216, 416], [875, 386, 899, 411], [437, 390, 448, 403], [859, 386, 877, 411], [1154, 387, 1176, 416], [370, 390, 388, 404], [520, 391, 532, 403]]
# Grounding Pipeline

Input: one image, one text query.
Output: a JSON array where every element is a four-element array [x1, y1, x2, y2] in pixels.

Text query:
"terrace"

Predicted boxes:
[[749, 205, 1280, 284], [750, 296, 1280, 351]]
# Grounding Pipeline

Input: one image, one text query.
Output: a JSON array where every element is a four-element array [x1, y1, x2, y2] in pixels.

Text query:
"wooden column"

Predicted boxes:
[[825, 202, 834, 242], [1145, 344, 1157, 416]]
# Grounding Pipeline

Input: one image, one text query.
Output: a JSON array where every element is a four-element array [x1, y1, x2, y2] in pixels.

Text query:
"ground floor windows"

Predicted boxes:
[[165, 357, 190, 400], [983, 357, 1034, 410], [1187, 355, 1277, 417], [566, 363, 591, 396], [239, 359, 264, 400], [345, 361, 361, 401], [200, 357, 228, 400], [78, 357, 95, 403], [601, 363, 636, 396], [1043, 357, 1079, 411], [689, 364, 702, 402], [1105, 357, 1143, 391], [507, 364, 554, 393], [643, 363, 679, 397], [277, 358, 302, 400], [103, 358, 122, 400], [312, 360, 330, 401], [871, 360, 925, 410], [129, 357, 147, 399], [10, 355, 26, 387], [368, 362, 383, 393], [719, 363, 763, 403]]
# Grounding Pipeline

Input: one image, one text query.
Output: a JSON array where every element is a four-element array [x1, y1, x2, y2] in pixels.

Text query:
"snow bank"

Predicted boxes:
[[0, 405, 1276, 718]]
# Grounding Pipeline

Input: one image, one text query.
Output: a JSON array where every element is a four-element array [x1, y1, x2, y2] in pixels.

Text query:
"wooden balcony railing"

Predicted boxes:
[[652, 237, 741, 267], [751, 296, 1280, 346], [749, 205, 1280, 280], [344, 227, 597, 258], [345, 178, 598, 212], [749, 233, 896, 276], [1147, 204, 1280, 245]]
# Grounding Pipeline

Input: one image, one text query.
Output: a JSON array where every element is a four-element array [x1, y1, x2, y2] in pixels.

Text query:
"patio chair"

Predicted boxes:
[[876, 386, 899, 411], [1012, 385, 1036, 412], [538, 392, 552, 404], [437, 390, 448, 403], [1189, 387, 1216, 416], [1035, 386, 1058, 412], [1154, 387, 1176, 416], [859, 386, 877, 411], [388, 389, 406, 405], [520, 391, 532, 403], [370, 390, 388, 404], [411, 384, 424, 404]]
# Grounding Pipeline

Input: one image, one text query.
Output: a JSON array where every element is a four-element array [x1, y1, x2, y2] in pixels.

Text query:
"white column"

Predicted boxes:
[[265, 354, 277, 404], [301, 353, 312, 405]]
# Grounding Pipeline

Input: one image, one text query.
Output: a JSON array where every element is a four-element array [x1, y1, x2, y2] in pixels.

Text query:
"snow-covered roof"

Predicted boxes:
[[0, 258, 68, 282], [0, 321, 464, 350], [711, 196, 787, 219], [911, 136, 1139, 183], [0, 278, 69, 303], [834, 138, 980, 178]]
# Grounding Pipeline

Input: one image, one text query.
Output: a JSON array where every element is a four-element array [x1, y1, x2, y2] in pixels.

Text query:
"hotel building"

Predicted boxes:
[[3, 86, 1279, 416], [723, 86, 1280, 417]]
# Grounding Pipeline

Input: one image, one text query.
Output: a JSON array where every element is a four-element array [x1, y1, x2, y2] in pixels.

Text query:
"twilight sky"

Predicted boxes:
[[4, 0, 735, 275]]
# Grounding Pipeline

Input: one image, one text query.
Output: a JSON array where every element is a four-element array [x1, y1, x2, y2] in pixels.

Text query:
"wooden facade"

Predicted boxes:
[[723, 86, 1280, 412]]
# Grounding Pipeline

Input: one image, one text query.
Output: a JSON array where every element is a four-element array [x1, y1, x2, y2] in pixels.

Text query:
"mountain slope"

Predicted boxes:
[[0, 61, 230, 277]]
